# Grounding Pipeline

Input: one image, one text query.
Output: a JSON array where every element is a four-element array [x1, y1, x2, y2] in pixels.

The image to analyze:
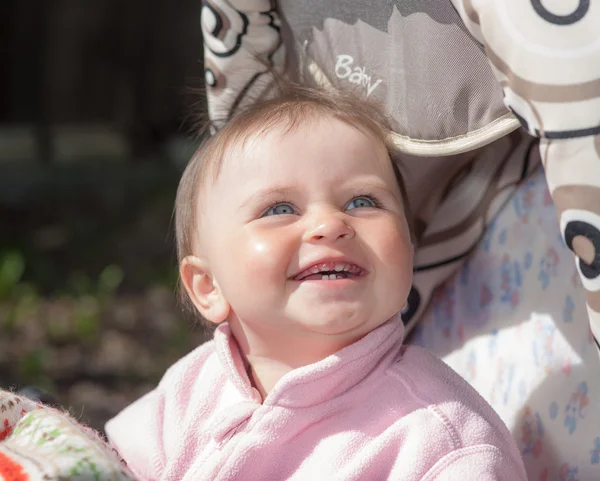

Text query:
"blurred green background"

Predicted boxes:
[[1, 0, 211, 431]]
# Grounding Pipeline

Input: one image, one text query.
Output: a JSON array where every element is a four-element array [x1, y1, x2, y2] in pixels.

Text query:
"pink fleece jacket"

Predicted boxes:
[[106, 317, 526, 480]]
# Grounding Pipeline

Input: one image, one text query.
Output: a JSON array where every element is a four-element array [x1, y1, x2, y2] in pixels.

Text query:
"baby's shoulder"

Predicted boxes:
[[106, 339, 219, 439], [160, 338, 218, 386], [383, 345, 514, 448], [385, 344, 475, 401]]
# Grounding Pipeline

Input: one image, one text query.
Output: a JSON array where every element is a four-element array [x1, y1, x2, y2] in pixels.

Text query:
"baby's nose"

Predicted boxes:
[[304, 214, 355, 243]]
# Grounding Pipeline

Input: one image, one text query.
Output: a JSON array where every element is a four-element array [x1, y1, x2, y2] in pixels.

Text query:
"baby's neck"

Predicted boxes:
[[229, 319, 364, 401], [245, 356, 293, 399]]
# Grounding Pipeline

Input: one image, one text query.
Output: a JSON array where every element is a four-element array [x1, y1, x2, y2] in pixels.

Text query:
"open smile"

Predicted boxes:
[[293, 261, 367, 281]]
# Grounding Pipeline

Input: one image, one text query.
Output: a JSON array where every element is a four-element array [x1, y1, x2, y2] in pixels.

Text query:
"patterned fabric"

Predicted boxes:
[[410, 167, 600, 481], [203, 0, 518, 150], [0, 390, 134, 481], [407, 133, 539, 329], [201, 0, 285, 125], [450, 0, 600, 356]]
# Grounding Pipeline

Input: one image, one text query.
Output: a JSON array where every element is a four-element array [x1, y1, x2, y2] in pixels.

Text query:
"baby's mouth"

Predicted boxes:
[[301, 271, 357, 281], [293, 262, 365, 281]]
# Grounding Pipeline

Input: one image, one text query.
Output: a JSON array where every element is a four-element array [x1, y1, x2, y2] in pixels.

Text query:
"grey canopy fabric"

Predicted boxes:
[[200, 0, 600, 350]]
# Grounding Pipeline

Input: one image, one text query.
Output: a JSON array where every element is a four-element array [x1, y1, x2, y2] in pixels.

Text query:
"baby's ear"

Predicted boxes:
[[180, 256, 230, 324]]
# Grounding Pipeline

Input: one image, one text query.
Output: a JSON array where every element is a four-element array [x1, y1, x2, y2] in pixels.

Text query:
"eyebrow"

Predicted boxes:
[[239, 186, 303, 211], [347, 179, 402, 202]]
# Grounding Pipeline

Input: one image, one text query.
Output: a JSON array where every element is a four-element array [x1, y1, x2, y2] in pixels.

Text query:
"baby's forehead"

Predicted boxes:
[[216, 114, 386, 174], [209, 121, 399, 208]]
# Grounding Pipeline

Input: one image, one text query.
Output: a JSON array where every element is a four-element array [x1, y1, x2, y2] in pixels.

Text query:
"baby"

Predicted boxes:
[[106, 84, 527, 480]]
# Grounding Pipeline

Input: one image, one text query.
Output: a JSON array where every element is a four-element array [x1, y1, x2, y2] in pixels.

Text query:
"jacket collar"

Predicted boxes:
[[214, 315, 405, 408]]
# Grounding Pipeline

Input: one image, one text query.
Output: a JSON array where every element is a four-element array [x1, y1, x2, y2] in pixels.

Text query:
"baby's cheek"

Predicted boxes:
[[217, 235, 284, 314], [380, 232, 413, 316], [378, 220, 411, 254], [378, 227, 413, 281], [239, 234, 289, 283]]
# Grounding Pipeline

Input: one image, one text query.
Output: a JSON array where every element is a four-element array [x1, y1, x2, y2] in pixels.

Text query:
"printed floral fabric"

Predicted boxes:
[[410, 167, 600, 481], [0, 391, 134, 481]]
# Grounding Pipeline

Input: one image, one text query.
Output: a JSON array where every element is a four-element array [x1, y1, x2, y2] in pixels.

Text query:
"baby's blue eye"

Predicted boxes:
[[346, 196, 377, 210], [265, 203, 296, 216]]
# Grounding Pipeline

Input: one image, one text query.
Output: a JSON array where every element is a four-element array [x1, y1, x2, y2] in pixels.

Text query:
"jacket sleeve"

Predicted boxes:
[[420, 445, 527, 481], [105, 388, 166, 481], [201, 0, 285, 128], [450, 0, 600, 353]]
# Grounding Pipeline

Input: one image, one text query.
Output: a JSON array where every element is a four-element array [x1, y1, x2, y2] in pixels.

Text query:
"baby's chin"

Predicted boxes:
[[291, 310, 388, 339]]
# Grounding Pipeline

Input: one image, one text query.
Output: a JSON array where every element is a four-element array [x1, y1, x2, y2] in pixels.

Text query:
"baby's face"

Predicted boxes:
[[199, 116, 413, 346]]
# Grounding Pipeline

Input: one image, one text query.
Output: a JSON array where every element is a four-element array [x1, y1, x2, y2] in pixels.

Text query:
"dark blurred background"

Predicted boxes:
[[1, 0, 210, 430]]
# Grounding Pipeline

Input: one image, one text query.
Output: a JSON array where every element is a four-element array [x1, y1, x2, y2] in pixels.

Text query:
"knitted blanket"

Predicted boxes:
[[0, 390, 135, 481]]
